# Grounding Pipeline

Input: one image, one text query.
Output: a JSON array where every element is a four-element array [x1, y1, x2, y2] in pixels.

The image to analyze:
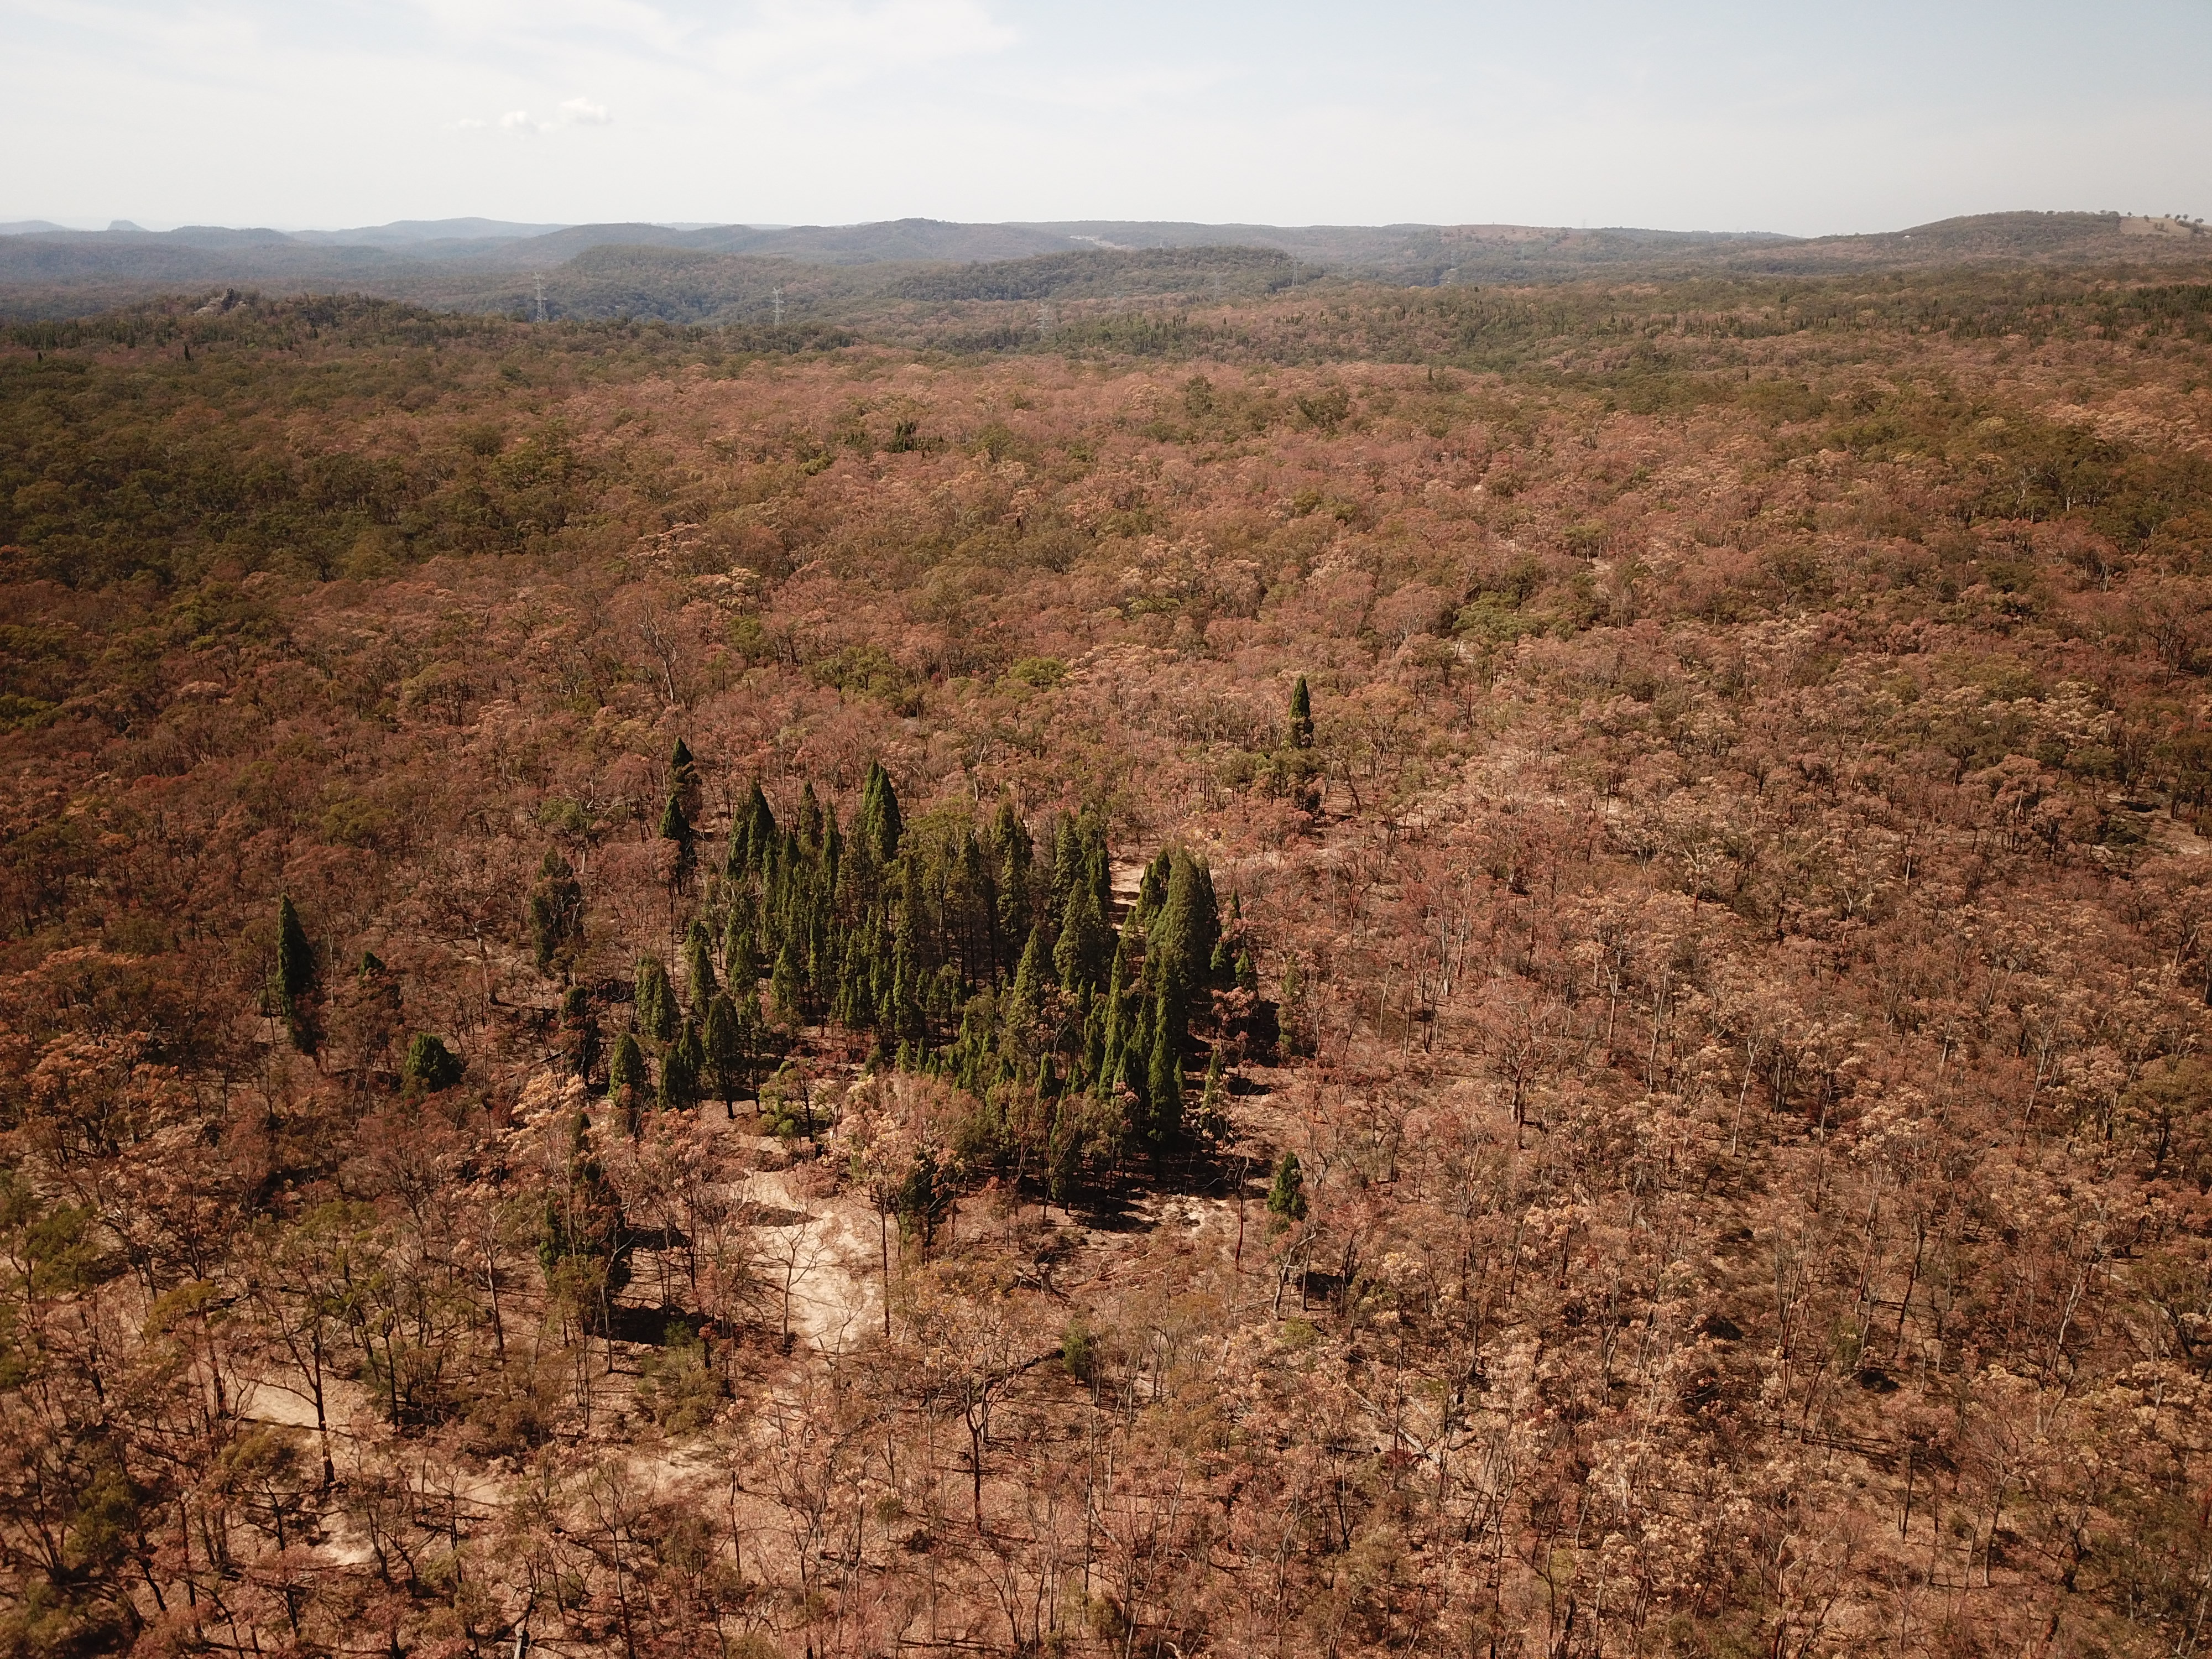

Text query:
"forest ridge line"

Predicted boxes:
[[2, 209, 2207, 326]]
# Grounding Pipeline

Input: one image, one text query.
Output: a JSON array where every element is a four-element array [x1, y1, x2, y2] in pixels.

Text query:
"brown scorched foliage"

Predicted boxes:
[[5, 267, 2212, 1658]]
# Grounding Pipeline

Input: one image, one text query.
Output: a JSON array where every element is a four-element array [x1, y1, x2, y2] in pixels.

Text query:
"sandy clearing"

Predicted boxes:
[[740, 1166, 884, 1352]]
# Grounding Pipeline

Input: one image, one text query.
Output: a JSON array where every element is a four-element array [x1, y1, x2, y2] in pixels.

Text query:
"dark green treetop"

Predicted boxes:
[[682, 916, 718, 1005], [859, 761, 903, 863], [401, 1033, 463, 1093], [1288, 676, 1313, 749], [658, 791, 695, 848], [731, 782, 778, 875], [658, 1020, 703, 1113], [635, 956, 677, 1043], [529, 851, 585, 976], [277, 894, 315, 1003]]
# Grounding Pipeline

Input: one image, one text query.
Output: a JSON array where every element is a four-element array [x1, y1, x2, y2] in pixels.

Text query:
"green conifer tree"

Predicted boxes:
[[1099, 935, 1131, 1055], [992, 799, 1033, 939], [1280, 955, 1308, 1056], [703, 991, 747, 1119], [274, 893, 318, 1052], [634, 956, 677, 1044], [1055, 883, 1112, 998], [1267, 1150, 1308, 1220], [771, 942, 803, 1024], [1085, 826, 1113, 915], [1078, 999, 1105, 1096], [1288, 675, 1314, 749], [659, 791, 695, 852], [1196, 1044, 1228, 1144], [682, 916, 718, 1006], [664, 743, 699, 836], [859, 761, 904, 863], [1133, 849, 1171, 931], [659, 1020, 703, 1113], [731, 782, 778, 876], [1149, 852, 1220, 1003], [277, 893, 315, 1004], [1007, 922, 1051, 1031], [895, 1145, 953, 1249], [1048, 813, 1082, 917], [528, 851, 586, 977], [1146, 997, 1185, 1147], [723, 917, 761, 988], [954, 830, 997, 978], [559, 984, 601, 1081], [607, 1032, 649, 1135], [1118, 1029, 1149, 1117], [401, 1033, 463, 1093]]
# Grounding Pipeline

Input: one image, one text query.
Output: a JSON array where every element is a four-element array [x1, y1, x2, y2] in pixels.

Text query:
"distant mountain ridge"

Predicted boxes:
[[291, 217, 572, 247], [9, 208, 2199, 267], [0, 213, 1799, 267], [0, 211, 2203, 322]]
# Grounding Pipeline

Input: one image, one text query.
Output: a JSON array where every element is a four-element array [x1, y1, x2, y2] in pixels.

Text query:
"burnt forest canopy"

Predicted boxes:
[[6, 219, 2212, 1659]]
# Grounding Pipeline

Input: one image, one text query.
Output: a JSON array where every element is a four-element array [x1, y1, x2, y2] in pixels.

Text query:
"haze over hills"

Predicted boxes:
[[0, 209, 2205, 323], [289, 217, 573, 247]]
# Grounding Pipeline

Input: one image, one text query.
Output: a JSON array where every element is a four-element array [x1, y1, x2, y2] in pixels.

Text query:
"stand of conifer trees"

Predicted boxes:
[[605, 754, 1259, 1182]]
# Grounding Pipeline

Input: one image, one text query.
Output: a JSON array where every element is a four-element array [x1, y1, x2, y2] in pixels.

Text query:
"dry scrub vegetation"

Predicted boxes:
[[6, 267, 2212, 1658]]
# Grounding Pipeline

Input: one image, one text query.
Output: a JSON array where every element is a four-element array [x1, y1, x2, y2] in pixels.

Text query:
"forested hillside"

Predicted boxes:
[[1, 210, 2203, 325], [5, 255, 2212, 1658]]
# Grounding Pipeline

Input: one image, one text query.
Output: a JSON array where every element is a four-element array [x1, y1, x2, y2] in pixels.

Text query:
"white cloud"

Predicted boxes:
[[463, 99, 612, 134]]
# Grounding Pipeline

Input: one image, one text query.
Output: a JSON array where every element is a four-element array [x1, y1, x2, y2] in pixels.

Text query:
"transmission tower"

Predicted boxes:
[[534, 273, 547, 324], [771, 288, 784, 326]]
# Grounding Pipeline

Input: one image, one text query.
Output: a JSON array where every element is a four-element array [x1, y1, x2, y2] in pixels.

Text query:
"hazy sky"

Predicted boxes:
[[6, 0, 2209, 234]]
